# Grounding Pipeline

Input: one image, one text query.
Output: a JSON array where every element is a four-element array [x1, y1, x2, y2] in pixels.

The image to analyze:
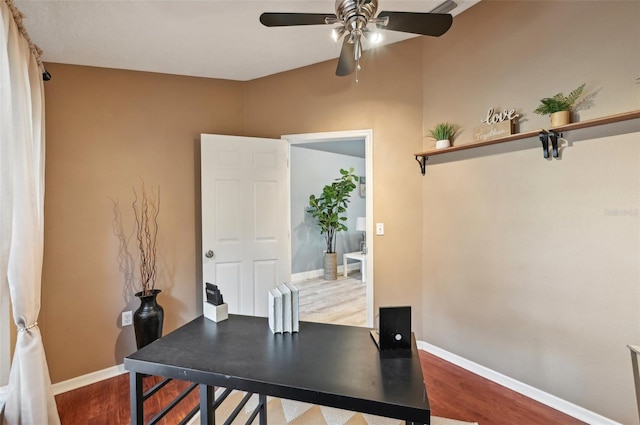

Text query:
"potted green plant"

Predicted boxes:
[[427, 122, 461, 149], [308, 168, 358, 280], [533, 83, 585, 127]]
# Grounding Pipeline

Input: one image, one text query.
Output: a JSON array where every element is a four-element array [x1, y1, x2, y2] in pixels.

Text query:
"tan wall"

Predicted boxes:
[[40, 2, 639, 422], [421, 2, 640, 424], [243, 38, 426, 337], [41, 41, 426, 382], [42, 63, 245, 382]]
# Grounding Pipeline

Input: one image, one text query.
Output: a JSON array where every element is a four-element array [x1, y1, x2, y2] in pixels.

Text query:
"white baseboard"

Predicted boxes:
[[291, 263, 360, 283], [54, 340, 617, 425], [417, 341, 621, 425], [291, 269, 324, 282], [52, 364, 126, 395]]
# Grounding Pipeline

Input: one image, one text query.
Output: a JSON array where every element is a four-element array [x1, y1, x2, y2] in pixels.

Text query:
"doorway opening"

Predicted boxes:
[[283, 130, 373, 328]]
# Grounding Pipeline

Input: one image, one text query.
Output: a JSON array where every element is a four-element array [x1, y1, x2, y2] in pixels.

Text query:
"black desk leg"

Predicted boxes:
[[200, 384, 214, 425], [129, 372, 143, 425], [259, 394, 267, 425]]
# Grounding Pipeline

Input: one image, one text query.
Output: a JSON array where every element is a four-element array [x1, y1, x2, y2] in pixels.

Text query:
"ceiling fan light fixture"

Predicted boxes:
[[430, 0, 457, 14], [325, 16, 340, 25], [369, 32, 382, 44], [362, 28, 382, 44], [331, 26, 346, 41], [370, 16, 389, 27]]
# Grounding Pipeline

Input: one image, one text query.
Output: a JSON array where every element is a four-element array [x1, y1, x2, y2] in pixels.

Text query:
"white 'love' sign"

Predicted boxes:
[[473, 107, 520, 143], [481, 107, 519, 124]]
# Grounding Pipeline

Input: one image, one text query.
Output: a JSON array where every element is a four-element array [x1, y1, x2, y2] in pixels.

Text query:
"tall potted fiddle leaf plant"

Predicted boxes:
[[132, 182, 164, 349], [308, 168, 358, 280]]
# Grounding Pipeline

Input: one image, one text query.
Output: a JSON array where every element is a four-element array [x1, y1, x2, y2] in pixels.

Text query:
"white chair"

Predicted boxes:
[[628, 345, 640, 422]]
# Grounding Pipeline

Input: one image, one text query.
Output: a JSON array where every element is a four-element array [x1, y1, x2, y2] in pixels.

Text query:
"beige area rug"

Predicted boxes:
[[211, 389, 479, 425]]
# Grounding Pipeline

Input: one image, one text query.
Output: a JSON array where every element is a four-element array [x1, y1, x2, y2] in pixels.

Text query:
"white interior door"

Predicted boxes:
[[201, 134, 290, 317]]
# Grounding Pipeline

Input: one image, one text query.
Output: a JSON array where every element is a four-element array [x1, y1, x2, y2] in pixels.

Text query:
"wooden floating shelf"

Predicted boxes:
[[415, 110, 640, 158]]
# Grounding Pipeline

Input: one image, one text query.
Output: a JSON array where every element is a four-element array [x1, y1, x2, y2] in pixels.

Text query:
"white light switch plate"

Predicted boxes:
[[376, 223, 385, 235]]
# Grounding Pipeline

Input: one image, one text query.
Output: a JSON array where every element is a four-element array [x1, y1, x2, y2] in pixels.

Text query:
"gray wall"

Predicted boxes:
[[290, 146, 366, 274]]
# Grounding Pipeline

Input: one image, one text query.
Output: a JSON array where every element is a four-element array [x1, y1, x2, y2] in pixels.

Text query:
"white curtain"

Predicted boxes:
[[0, 0, 60, 423]]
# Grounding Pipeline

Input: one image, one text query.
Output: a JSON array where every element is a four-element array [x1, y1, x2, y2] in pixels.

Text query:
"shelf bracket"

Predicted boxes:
[[539, 130, 563, 159], [415, 155, 428, 175], [539, 131, 550, 159], [549, 130, 562, 158]]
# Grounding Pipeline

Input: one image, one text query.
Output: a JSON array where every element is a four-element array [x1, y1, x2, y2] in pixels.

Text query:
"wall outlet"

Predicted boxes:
[[122, 311, 133, 327], [376, 222, 385, 235]]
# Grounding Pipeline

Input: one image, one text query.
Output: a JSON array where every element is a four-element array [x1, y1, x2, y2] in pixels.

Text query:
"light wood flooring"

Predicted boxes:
[[294, 271, 366, 327]]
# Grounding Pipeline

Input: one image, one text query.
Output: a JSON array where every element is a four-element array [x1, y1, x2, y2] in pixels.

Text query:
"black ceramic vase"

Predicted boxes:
[[133, 289, 164, 349]]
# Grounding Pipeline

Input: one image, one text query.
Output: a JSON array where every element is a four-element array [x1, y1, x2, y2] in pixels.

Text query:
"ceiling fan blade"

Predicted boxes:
[[260, 13, 336, 27], [376, 12, 453, 36], [336, 38, 356, 77]]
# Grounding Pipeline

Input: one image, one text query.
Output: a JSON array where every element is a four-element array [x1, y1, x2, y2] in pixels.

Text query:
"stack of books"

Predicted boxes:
[[268, 283, 300, 334]]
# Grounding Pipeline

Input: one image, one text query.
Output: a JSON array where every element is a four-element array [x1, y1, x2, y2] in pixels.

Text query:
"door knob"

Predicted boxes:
[[205, 250, 214, 259]]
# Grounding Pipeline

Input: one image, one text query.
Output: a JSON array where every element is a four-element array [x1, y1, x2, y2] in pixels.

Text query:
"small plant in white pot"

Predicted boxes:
[[428, 122, 461, 149], [533, 83, 585, 127]]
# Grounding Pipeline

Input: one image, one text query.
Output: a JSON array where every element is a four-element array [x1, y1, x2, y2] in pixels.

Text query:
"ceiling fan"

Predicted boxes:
[[260, 0, 456, 77]]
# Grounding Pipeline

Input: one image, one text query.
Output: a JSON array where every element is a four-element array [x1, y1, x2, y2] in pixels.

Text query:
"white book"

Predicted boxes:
[[268, 288, 283, 334], [271, 288, 282, 333], [274, 288, 283, 333], [285, 282, 300, 333], [268, 289, 276, 333], [278, 284, 292, 333]]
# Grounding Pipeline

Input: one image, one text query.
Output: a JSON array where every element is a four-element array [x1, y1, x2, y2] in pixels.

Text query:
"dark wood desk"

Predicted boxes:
[[124, 314, 430, 424]]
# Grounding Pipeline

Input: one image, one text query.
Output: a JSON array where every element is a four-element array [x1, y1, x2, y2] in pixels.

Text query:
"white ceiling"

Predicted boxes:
[[15, 0, 480, 81]]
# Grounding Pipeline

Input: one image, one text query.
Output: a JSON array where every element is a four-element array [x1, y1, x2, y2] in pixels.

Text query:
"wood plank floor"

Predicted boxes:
[[55, 350, 585, 425], [295, 271, 366, 327], [55, 275, 586, 424]]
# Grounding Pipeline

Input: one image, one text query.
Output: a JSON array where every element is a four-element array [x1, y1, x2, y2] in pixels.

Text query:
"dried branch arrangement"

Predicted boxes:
[[132, 182, 160, 296]]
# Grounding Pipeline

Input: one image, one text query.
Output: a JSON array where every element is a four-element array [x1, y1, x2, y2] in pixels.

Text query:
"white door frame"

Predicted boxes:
[[282, 129, 374, 328]]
